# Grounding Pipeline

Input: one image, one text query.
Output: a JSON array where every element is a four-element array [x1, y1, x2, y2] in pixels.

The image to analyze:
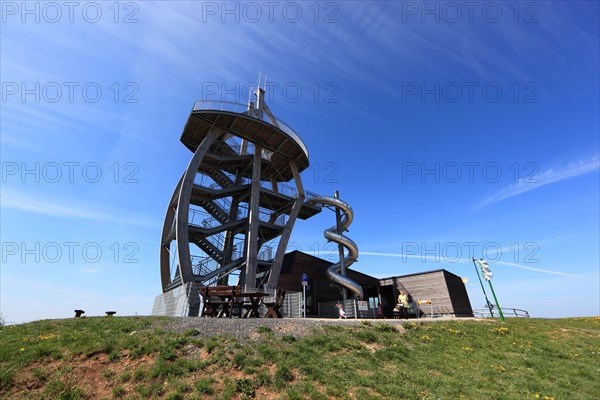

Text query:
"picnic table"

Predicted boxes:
[[200, 285, 242, 318]]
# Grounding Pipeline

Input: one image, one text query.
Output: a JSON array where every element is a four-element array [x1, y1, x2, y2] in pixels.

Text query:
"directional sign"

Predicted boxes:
[[301, 273, 308, 283], [477, 259, 494, 281], [357, 301, 368, 311]]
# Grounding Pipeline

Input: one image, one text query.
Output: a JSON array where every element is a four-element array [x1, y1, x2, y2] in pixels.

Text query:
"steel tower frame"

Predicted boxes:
[[156, 84, 321, 316]]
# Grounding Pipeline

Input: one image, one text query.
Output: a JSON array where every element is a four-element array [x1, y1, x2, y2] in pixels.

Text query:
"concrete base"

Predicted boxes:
[[151, 283, 200, 317]]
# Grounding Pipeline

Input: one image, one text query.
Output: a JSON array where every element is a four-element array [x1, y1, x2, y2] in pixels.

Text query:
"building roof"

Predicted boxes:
[[282, 250, 380, 283], [379, 268, 463, 281], [282, 251, 464, 286]]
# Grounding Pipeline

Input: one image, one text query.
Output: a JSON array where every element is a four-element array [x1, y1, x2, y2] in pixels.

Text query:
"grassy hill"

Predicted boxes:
[[1, 316, 598, 399]]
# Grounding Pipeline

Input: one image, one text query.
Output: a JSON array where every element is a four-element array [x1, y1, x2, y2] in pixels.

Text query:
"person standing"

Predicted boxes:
[[397, 290, 409, 319]]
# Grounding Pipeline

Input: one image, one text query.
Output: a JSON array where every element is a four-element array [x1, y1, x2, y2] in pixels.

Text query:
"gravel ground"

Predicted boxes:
[[150, 316, 475, 341]]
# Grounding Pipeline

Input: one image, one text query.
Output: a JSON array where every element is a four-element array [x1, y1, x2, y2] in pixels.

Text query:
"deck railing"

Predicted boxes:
[[193, 100, 309, 159], [472, 307, 530, 318]]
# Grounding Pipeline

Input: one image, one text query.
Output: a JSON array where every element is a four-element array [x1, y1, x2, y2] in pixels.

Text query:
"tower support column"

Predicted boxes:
[[266, 160, 305, 290], [244, 143, 262, 290]]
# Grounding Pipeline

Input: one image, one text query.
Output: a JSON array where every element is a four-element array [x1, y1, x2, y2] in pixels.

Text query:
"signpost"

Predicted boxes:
[[473, 258, 504, 322], [301, 273, 308, 318], [472, 258, 495, 317]]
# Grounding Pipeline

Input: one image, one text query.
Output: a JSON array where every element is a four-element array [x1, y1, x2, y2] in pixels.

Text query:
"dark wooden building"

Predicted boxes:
[[279, 252, 473, 318], [379, 269, 473, 318], [279, 251, 380, 316]]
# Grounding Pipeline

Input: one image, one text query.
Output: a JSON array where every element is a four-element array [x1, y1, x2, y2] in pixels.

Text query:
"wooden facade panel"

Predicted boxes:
[[443, 271, 474, 316], [390, 271, 453, 312]]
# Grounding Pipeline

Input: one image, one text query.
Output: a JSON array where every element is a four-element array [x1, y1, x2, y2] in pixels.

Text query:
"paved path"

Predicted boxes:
[[152, 316, 483, 341]]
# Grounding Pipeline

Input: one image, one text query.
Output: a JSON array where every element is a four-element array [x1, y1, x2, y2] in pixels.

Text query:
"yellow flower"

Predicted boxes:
[[19, 348, 25, 351], [490, 327, 509, 335], [22, 338, 28, 342], [534, 394, 540, 399], [489, 364, 506, 372]]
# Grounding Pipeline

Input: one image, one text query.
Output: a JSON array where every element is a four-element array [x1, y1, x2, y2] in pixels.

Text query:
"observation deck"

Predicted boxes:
[[181, 100, 309, 181]]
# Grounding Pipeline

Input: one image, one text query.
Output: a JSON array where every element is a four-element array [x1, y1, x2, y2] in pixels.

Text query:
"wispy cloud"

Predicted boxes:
[[360, 251, 581, 278], [493, 260, 580, 278], [477, 155, 599, 209], [1, 189, 157, 228]]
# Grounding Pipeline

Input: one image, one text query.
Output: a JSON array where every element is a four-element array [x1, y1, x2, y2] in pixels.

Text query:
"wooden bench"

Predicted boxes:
[[263, 289, 286, 318], [200, 285, 242, 318], [74, 309, 85, 318], [105, 311, 116, 316]]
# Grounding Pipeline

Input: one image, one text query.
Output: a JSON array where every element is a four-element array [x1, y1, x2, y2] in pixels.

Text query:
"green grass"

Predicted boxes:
[[1, 316, 599, 399]]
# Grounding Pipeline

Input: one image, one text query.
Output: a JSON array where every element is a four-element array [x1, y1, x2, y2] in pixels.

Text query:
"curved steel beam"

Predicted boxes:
[[175, 127, 226, 285], [160, 174, 183, 291]]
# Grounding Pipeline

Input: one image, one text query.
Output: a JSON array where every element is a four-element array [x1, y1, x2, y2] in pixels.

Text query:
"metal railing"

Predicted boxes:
[[192, 248, 243, 275], [209, 141, 274, 162], [257, 246, 274, 261], [472, 307, 530, 318], [193, 100, 309, 159]]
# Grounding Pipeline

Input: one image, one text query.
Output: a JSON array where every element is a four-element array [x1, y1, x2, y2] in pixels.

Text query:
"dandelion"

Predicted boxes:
[[462, 347, 473, 352], [22, 337, 28, 342], [420, 335, 432, 342], [490, 364, 506, 372], [490, 327, 509, 335], [534, 394, 540, 399], [19, 348, 25, 351]]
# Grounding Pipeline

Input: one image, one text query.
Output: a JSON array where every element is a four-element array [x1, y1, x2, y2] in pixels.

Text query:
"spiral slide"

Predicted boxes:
[[307, 196, 364, 300]]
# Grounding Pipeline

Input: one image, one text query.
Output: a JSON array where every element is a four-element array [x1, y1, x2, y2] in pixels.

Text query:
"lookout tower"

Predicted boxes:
[[153, 79, 321, 316]]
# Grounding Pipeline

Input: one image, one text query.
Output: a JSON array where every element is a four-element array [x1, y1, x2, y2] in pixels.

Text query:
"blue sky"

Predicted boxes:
[[1, 1, 598, 323]]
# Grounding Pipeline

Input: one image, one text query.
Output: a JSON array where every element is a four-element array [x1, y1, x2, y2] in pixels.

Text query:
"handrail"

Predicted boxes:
[[257, 246, 274, 261], [472, 307, 530, 318], [193, 100, 309, 160]]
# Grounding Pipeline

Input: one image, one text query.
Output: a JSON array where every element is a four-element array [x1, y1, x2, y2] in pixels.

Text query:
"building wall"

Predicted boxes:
[[380, 270, 473, 317], [278, 251, 379, 316], [278, 252, 473, 318], [443, 270, 474, 317]]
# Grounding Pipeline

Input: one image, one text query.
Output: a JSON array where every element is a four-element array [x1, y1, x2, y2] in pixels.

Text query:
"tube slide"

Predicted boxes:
[[307, 196, 363, 300]]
